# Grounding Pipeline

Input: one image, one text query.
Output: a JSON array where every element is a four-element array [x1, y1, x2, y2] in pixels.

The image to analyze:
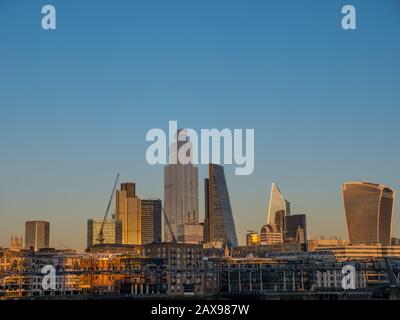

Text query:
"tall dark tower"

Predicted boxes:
[[204, 164, 238, 248]]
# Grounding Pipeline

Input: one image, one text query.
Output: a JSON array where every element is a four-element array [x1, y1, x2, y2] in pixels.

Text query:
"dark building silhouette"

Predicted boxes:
[[204, 164, 238, 248], [284, 214, 307, 244], [141, 199, 162, 244]]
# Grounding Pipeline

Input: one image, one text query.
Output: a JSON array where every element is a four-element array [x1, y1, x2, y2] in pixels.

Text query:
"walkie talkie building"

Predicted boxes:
[[343, 182, 395, 246]]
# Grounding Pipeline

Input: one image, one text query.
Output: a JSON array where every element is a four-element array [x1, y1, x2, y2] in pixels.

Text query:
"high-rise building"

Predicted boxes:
[[141, 199, 162, 245], [87, 219, 122, 248], [343, 182, 395, 246], [164, 130, 199, 243], [25, 221, 50, 251], [285, 214, 307, 244], [267, 183, 290, 229], [204, 164, 238, 248], [116, 183, 141, 245]]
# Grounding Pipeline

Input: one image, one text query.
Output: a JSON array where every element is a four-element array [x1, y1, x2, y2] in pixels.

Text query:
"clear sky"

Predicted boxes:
[[0, 0, 399, 250]]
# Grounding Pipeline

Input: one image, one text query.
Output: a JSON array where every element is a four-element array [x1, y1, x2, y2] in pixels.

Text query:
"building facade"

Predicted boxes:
[[343, 182, 395, 246], [204, 164, 238, 248], [25, 221, 50, 251], [164, 130, 199, 243], [267, 183, 290, 230], [87, 219, 122, 248], [285, 214, 307, 244], [116, 183, 142, 245], [140, 199, 162, 245]]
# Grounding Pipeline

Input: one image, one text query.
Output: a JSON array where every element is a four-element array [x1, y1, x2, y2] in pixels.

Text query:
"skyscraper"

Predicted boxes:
[[164, 130, 199, 242], [284, 214, 307, 244], [204, 164, 238, 248], [141, 199, 162, 244], [87, 219, 122, 248], [116, 183, 141, 244], [25, 221, 50, 251], [267, 183, 290, 229], [343, 182, 395, 246]]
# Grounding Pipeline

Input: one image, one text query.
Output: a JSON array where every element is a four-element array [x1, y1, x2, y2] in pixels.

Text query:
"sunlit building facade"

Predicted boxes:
[[267, 183, 290, 231], [87, 219, 122, 248], [204, 164, 238, 248], [116, 183, 142, 245], [246, 231, 261, 246], [343, 182, 395, 246], [260, 224, 283, 245], [25, 221, 50, 251], [164, 130, 199, 243]]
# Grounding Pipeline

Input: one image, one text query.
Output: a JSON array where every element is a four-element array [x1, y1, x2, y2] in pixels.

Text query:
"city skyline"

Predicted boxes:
[[0, 0, 399, 250]]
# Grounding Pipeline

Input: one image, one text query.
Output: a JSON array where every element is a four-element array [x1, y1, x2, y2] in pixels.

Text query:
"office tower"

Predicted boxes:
[[141, 199, 162, 245], [343, 182, 395, 246], [116, 182, 142, 245], [246, 231, 261, 246], [87, 219, 122, 248], [285, 214, 307, 244], [204, 164, 238, 248], [267, 183, 290, 228], [25, 221, 50, 251], [164, 130, 199, 242], [260, 224, 283, 244]]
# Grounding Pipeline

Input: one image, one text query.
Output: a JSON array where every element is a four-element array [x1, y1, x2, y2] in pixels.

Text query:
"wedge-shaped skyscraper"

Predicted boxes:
[[204, 164, 238, 248], [343, 182, 395, 246], [267, 183, 290, 231]]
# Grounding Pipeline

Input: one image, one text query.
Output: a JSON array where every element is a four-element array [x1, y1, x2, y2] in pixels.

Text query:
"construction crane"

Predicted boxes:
[[163, 208, 177, 244], [97, 174, 120, 244]]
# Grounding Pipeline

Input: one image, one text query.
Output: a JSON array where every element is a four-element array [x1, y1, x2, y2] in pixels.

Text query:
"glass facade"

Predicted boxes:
[[87, 219, 122, 248], [343, 182, 395, 246], [267, 183, 290, 229], [205, 164, 238, 248], [141, 199, 162, 245]]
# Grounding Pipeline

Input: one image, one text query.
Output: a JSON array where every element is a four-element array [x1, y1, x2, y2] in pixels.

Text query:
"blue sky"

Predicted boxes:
[[0, 0, 399, 250]]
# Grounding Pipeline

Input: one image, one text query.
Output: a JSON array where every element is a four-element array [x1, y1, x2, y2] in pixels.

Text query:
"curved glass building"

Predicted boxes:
[[204, 164, 238, 248], [343, 182, 395, 246]]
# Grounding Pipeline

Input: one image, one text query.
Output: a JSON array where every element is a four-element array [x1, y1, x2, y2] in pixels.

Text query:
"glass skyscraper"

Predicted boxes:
[[204, 164, 238, 248], [267, 183, 290, 231], [164, 130, 199, 243], [343, 182, 395, 246]]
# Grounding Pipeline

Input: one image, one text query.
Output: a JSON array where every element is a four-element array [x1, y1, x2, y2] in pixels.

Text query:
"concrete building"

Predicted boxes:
[[87, 219, 122, 248], [315, 244, 400, 261], [116, 183, 141, 245], [25, 221, 50, 251], [260, 224, 283, 245]]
